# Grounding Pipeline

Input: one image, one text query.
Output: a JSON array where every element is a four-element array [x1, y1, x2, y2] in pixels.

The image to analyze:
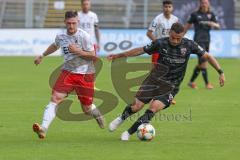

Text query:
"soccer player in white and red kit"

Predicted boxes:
[[147, 0, 178, 65], [78, 0, 100, 52], [32, 11, 104, 139]]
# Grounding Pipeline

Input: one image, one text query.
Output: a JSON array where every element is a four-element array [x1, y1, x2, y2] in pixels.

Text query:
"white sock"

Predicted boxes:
[[41, 102, 57, 131], [89, 104, 102, 119], [90, 104, 96, 110]]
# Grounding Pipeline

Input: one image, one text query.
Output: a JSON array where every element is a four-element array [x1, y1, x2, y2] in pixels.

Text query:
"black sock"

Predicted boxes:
[[127, 109, 155, 135], [121, 104, 135, 120], [201, 68, 209, 84], [190, 66, 200, 82]]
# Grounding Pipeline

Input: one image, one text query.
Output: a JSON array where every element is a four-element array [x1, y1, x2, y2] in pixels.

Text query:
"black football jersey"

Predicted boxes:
[[143, 37, 206, 89], [188, 10, 218, 43]]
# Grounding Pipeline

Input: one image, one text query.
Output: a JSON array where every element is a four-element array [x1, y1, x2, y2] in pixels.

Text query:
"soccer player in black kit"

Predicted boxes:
[[107, 23, 225, 141], [185, 0, 220, 89]]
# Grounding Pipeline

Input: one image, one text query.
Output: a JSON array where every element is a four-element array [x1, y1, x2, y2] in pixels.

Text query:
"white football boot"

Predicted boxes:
[[109, 116, 123, 132], [121, 131, 130, 141]]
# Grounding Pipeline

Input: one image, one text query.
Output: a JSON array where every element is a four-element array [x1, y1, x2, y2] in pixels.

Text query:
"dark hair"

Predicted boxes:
[[65, 10, 78, 19], [170, 23, 184, 34], [163, 0, 173, 5]]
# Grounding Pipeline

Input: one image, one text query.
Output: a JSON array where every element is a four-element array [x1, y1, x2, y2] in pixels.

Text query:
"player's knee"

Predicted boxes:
[[199, 61, 208, 69], [131, 101, 144, 112], [149, 100, 165, 113], [197, 64, 202, 69], [51, 94, 64, 104]]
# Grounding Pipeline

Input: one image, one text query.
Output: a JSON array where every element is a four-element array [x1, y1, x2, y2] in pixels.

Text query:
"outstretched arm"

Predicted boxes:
[[202, 53, 225, 87], [107, 47, 145, 60], [34, 43, 59, 65]]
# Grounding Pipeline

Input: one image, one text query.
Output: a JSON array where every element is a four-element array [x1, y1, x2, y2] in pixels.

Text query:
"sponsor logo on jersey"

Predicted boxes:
[[146, 42, 154, 50], [162, 48, 167, 53], [180, 48, 187, 56], [207, 14, 212, 19], [152, 21, 157, 28]]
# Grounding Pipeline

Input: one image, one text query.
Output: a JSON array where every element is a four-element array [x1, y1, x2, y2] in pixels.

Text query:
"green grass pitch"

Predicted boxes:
[[0, 57, 239, 160]]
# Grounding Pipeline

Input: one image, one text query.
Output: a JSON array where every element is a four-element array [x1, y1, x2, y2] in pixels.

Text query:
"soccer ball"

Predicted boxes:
[[136, 123, 155, 141]]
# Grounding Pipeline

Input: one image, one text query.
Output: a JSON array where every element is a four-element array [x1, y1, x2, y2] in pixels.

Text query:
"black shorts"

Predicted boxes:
[[196, 42, 210, 64], [135, 74, 178, 109]]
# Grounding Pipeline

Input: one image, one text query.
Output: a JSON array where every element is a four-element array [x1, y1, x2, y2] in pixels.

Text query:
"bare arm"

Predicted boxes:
[[202, 53, 225, 86], [95, 25, 100, 49], [184, 23, 192, 35], [146, 30, 157, 42], [34, 43, 59, 65], [68, 44, 97, 60], [208, 21, 220, 29], [107, 47, 145, 60]]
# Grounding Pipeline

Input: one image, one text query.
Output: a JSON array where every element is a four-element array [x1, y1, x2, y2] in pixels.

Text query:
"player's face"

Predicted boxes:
[[65, 17, 79, 35], [81, 0, 91, 13], [200, 0, 209, 12], [169, 30, 184, 46], [163, 4, 173, 15]]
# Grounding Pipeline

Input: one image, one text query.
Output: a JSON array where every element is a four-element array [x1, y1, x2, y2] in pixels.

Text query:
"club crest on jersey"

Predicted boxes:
[[146, 42, 154, 50], [180, 48, 187, 56], [207, 14, 212, 19]]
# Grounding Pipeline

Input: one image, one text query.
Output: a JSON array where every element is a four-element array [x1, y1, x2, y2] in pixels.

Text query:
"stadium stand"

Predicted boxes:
[[0, 0, 48, 28], [91, 0, 162, 28], [43, 0, 162, 28], [44, 0, 81, 28], [0, 0, 239, 29], [235, 0, 240, 28], [0, 0, 26, 28]]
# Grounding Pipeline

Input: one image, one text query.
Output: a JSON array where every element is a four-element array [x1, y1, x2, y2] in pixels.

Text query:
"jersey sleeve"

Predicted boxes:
[[187, 13, 196, 24], [82, 32, 94, 52], [190, 40, 206, 57], [54, 35, 60, 47], [143, 40, 159, 55], [174, 16, 179, 23], [176, 17, 179, 23], [148, 16, 158, 32]]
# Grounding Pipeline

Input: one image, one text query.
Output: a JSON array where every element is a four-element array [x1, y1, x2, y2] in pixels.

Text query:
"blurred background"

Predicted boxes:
[[0, 0, 239, 29], [0, 0, 239, 57]]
